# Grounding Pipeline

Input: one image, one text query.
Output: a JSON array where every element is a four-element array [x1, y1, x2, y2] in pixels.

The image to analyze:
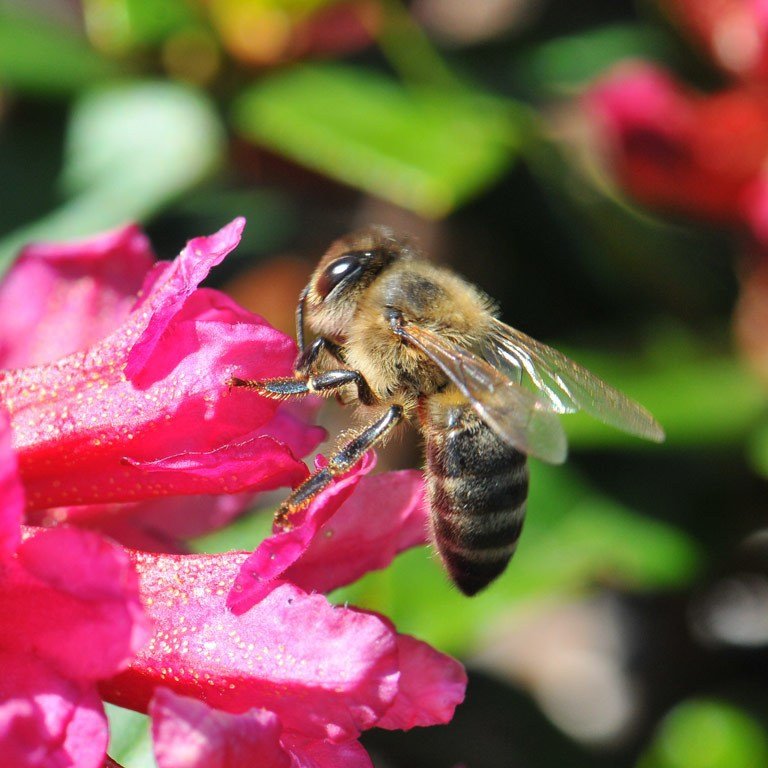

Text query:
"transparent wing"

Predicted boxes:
[[485, 318, 665, 442], [396, 324, 567, 464]]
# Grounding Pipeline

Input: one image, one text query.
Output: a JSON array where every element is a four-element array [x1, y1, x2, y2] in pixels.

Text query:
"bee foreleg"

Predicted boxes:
[[274, 404, 404, 529], [229, 368, 375, 404], [294, 336, 344, 374]]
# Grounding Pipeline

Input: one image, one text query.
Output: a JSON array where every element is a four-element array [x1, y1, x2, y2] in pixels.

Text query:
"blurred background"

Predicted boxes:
[[3, 0, 768, 766]]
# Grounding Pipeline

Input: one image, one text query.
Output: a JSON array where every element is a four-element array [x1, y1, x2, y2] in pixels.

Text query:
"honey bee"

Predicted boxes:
[[232, 227, 664, 595]]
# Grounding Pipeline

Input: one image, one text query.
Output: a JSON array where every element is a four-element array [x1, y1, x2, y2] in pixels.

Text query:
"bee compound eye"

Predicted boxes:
[[315, 253, 365, 299]]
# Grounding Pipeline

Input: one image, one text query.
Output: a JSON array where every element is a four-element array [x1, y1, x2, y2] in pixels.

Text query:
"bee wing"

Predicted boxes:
[[396, 323, 568, 464], [486, 318, 665, 442]]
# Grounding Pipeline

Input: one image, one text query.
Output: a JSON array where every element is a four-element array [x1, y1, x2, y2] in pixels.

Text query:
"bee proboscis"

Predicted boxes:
[[232, 227, 664, 595]]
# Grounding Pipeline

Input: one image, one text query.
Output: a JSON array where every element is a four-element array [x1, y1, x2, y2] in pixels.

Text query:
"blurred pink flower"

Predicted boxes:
[[0, 411, 150, 767], [665, 0, 768, 81], [0, 220, 324, 547], [586, 5, 768, 385], [587, 62, 768, 228]]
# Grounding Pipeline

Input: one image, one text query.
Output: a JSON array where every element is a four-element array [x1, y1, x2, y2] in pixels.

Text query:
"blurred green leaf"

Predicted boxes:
[[193, 507, 272, 554], [334, 462, 700, 655], [106, 704, 154, 768], [166, 187, 297, 257], [561, 340, 767, 450], [0, 8, 120, 95], [119, 0, 196, 45], [638, 699, 768, 768], [0, 81, 224, 271], [233, 64, 522, 218], [748, 418, 768, 478], [512, 23, 671, 97]]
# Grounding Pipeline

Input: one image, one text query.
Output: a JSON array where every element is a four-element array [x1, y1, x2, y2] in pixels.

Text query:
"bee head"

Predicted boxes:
[[301, 226, 408, 341]]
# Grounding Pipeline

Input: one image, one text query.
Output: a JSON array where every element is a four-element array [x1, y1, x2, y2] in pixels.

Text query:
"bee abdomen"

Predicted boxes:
[[426, 410, 529, 596]]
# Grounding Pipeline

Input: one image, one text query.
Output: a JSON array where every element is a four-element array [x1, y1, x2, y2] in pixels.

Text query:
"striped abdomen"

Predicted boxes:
[[425, 403, 529, 596]]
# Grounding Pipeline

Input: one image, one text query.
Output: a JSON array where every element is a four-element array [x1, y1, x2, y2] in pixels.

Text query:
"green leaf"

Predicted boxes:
[[0, 81, 225, 273], [511, 23, 672, 97], [748, 418, 768, 478], [193, 508, 272, 554], [106, 704, 155, 768], [0, 8, 119, 95], [233, 64, 522, 218], [638, 700, 768, 768]]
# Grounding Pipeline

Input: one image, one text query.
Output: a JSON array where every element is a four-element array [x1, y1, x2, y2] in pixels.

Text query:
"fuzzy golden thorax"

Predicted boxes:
[[303, 228, 497, 410]]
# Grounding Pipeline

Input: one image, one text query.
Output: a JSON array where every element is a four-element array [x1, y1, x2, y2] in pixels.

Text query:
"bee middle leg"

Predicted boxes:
[[274, 404, 403, 529]]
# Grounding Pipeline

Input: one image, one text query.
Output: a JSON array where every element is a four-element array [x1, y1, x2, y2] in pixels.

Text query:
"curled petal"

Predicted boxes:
[[0, 652, 107, 768], [376, 634, 467, 730], [103, 551, 399, 741], [227, 453, 376, 613], [0, 224, 154, 368], [125, 218, 245, 384], [1, 527, 150, 681], [284, 469, 427, 593], [151, 689, 290, 768]]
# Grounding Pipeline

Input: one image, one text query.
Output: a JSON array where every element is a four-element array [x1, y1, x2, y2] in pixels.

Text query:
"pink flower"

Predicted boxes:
[[0, 220, 467, 766], [0, 410, 151, 768], [0, 220, 324, 545], [101, 545, 466, 766], [96, 455, 464, 766]]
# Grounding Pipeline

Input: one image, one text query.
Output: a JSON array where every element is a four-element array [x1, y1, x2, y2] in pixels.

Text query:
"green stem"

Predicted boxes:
[[376, 0, 465, 90]]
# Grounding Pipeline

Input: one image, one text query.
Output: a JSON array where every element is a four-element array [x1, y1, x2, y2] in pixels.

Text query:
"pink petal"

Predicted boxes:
[[151, 689, 290, 768], [284, 469, 427, 593], [0, 651, 107, 768], [0, 224, 154, 368], [43, 493, 257, 554], [283, 734, 373, 768], [376, 633, 467, 730], [1, 527, 150, 681], [26, 407, 325, 552], [102, 551, 399, 741], [1, 281, 309, 510], [125, 218, 245, 384], [227, 453, 376, 613], [122, 434, 310, 499], [260, 406, 327, 461], [0, 408, 24, 557]]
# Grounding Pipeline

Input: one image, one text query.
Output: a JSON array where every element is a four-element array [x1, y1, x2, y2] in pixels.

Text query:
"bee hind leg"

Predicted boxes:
[[274, 404, 404, 529]]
